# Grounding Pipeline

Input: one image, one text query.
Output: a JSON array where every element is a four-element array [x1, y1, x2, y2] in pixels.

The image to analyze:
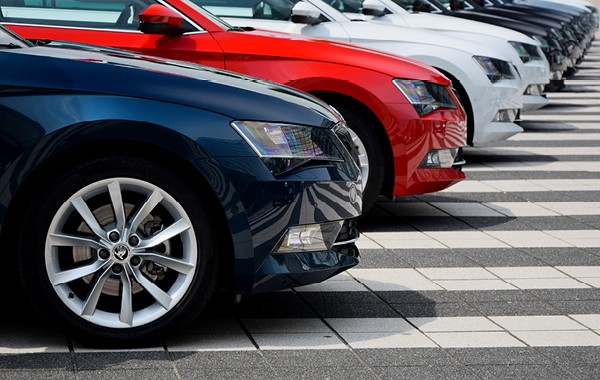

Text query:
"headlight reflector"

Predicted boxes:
[[473, 56, 516, 82], [232, 121, 343, 176], [393, 79, 457, 116]]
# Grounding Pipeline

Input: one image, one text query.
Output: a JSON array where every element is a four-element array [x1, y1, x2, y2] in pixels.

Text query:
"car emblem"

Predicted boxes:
[[113, 244, 129, 261]]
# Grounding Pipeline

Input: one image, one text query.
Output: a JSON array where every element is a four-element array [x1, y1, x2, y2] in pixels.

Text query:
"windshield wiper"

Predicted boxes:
[[229, 26, 255, 32], [0, 43, 22, 49]]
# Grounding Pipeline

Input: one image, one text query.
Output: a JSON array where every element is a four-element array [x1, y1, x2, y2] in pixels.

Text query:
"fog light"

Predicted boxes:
[[419, 148, 458, 169], [524, 84, 545, 96], [274, 221, 343, 253], [492, 109, 518, 123]]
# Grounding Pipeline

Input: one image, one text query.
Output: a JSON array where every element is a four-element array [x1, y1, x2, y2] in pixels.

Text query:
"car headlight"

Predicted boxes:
[[231, 121, 344, 176], [509, 41, 532, 63], [533, 35, 549, 50], [473, 56, 516, 83], [393, 79, 457, 116]]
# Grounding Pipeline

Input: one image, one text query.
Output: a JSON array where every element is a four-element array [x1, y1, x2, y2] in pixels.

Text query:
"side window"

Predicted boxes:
[[194, 0, 295, 21], [0, 0, 158, 30]]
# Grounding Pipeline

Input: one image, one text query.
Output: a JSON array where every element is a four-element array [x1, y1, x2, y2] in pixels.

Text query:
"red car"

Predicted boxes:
[[2, 0, 467, 212]]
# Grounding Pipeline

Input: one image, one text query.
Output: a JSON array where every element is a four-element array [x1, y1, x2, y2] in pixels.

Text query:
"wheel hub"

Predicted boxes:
[[112, 244, 130, 261]]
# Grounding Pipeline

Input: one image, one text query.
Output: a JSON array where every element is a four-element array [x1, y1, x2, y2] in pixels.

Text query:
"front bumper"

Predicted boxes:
[[211, 156, 362, 294], [385, 101, 467, 197]]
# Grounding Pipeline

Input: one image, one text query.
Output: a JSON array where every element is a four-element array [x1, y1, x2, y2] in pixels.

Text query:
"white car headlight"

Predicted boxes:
[[473, 56, 516, 83], [509, 41, 532, 63], [231, 121, 344, 176], [393, 79, 457, 116]]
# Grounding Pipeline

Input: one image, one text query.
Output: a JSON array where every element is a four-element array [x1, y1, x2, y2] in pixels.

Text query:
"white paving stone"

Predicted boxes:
[[326, 318, 413, 333], [425, 332, 525, 348], [537, 202, 600, 216], [489, 316, 588, 331], [417, 267, 497, 280], [408, 317, 502, 332], [556, 266, 600, 278], [340, 332, 437, 348], [511, 331, 600, 347], [348, 268, 443, 291], [360, 232, 446, 249], [252, 333, 346, 350], [508, 278, 591, 290], [486, 267, 568, 279], [569, 315, 600, 330], [166, 334, 256, 352], [243, 319, 331, 334], [424, 231, 510, 248], [435, 280, 517, 291], [429, 202, 504, 217], [485, 231, 573, 248], [465, 161, 600, 172], [544, 230, 600, 247], [483, 202, 560, 217]]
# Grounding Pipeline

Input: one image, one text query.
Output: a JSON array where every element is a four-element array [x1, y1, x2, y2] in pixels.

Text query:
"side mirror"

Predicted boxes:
[[291, 2, 323, 25], [362, 0, 388, 17], [139, 4, 191, 35]]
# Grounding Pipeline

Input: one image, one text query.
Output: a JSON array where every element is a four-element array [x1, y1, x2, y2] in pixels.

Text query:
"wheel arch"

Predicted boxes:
[[434, 67, 475, 146], [0, 121, 237, 293]]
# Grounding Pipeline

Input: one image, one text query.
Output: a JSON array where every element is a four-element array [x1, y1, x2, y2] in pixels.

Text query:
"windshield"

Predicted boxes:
[[322, 0, 363, 13], [190, 0, 298, 20], [0, 25, 31, 48], [181, 0, 238, 29]]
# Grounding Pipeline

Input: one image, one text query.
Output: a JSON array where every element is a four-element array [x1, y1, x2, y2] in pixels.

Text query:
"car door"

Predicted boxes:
[[0, 0, 227, 69]]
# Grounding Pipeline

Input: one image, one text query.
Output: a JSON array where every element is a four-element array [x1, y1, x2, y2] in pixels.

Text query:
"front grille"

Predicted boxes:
[[332, 218, 359, 258]]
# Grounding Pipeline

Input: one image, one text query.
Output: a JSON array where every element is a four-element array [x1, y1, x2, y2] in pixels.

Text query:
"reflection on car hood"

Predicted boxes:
[[1, 40, 340, 127]]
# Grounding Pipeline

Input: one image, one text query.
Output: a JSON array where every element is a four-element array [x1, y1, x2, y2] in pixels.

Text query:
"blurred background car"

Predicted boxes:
[[0, 25, 362, 345], [0, 0, 467, 213], [329, 0, 551, 111]]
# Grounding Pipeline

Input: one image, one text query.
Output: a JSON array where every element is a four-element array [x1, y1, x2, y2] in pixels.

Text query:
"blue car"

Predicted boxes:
[[0, 26, 361, 344]]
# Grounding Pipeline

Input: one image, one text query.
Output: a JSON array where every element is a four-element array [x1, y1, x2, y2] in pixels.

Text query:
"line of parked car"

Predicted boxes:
[[0, 0, 596, 345]]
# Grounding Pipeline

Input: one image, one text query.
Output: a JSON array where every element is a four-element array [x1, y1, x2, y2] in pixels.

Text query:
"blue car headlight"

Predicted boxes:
[[231, 121, 344, 176], [392, 79, 457, 116], [473, 56, 516, 83]]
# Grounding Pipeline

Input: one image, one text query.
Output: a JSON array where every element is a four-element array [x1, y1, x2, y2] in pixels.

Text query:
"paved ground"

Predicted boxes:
[[3, 37, 600, 380]]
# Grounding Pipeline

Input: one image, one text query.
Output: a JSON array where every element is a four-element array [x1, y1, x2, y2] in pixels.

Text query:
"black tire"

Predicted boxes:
[[16, 155, 218, 346], [332, 103, 386, 214]]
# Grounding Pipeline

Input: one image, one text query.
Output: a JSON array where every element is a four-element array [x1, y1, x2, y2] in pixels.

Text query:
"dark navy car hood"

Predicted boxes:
[[0, 40, 340, 128]]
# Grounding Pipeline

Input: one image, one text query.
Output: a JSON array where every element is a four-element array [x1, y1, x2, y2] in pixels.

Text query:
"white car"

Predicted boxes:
[[199, 0, 525, 146], [338, 0, 550, 111]]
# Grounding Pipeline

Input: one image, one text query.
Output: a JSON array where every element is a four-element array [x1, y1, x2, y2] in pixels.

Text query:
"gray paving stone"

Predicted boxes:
[[390, 302, 482, 318], [468, 364, 576, 380], [74, 352, 170, 371], [458, 248, 546, 267], [0, 353, 73, 370], [526, 288, 600, 301], [536, 346, 600, 364], [520, 247, 600, 266], [0, 370, 73, 380], [169, 351, 266, 369], [446, 347, 553, 366], [261, 349, 364, 368], [76, 369, 178, 380], [374, 365, 479, 380], [232, 293, 318, 318], [310, 301, 400, 318], [355, 348, 460, 367], [468, 301, 562, 316], [344, 249, 412, 268], [272, 366, 378, 380], [545, 300, 600, 314], [453, 290, 540, 303], [563, 364, 600, 380], [377, 290, 462, 305], [386, 250, 477, 268]]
